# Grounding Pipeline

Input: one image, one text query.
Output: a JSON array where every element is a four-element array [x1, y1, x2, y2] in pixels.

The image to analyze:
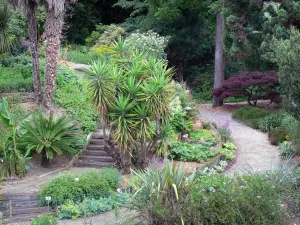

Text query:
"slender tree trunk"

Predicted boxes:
[[41, 149, 50, 168], [28, 2, 42, 104], [212, 12, 225, 108], [138, 136, 147, 169], [43, 7, 64, 115]]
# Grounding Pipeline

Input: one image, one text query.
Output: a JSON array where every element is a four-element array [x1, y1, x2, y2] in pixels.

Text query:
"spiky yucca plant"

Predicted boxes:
[[22, 112, 80, 167]]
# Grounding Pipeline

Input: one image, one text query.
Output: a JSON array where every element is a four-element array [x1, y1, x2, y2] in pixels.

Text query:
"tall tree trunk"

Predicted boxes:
[[121, 151, 132, 174], [27, 2, 42, 104], [43, 7, 64, 115], [138, 135, 147, 169], [212, 12, 225, 108]]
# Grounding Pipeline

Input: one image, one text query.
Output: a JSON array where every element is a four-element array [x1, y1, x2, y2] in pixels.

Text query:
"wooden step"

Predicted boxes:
[[78, 155, 114, 162], [89, 139, 105, 145], [82, 150, 110, 156], [73, 160, 115, 168], [2, 206, 49, 216], [86, 144, 104, 150], [3, 212, 50, 223], [0, 200, 39, 209]]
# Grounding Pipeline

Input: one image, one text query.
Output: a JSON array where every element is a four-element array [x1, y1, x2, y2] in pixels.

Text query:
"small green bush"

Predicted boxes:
[[221, 142, 237, 160], [67, 49, 98, 64], [259, 113, 286, 132], [58, 197, 114, 220], [232, 106, 274, 129], [190, 129, 216, 142], [31, 215, 58, 225], [279, 141, 293, 156], [39, 170, 115, 205], [100, 168, 120, 190], [268, 127, 289, 145], [184, 174, 287, 225], [169, 141, 218, 162]]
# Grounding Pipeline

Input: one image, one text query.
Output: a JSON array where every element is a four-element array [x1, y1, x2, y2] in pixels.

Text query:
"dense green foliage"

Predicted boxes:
[[259, 113, 286, 133], [169, 141, 218, 163], [31, 215, 58, 225], [0, 54, 44, 92], [125, 159, 299, 225], [232, 106, 274, 129], [221, 141, 236, 160], [54, 66, 99, 135], [273, 28, 300, 121], [58, 197, 114, 220], [39, 168, 120, 205], [268, 127, 289, 146]]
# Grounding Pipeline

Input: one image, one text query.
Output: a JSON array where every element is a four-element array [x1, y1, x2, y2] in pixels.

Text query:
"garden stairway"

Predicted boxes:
[[73, 127, 116, 168], [0, 194, 49, 223]]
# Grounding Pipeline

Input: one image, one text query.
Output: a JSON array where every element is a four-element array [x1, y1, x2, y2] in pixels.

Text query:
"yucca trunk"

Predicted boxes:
[[138, 136, 147, 169], [121, 151, 132, 174], [43, 7, 64, 115], [28, 1, 42, 104], [41, 148, 50, 168]]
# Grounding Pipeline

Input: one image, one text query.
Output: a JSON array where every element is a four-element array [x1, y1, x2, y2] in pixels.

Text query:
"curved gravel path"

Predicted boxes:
[[200, 106, 281, 174]]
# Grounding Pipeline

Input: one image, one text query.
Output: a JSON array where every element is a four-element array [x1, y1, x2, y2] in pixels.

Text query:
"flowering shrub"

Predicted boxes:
[[31, 215, 58, 225], [212, 71, 281, 105], [126, 30, 169, 59]]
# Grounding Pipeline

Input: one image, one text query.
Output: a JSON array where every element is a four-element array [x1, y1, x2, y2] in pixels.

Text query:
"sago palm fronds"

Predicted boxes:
[[21, 112, 80, 162]]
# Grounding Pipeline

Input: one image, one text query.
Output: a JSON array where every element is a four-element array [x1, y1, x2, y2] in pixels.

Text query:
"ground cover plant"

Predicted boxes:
[[39, 168, 120, 206], [232, 106, 274, 129], [31, 215, 58, 225]]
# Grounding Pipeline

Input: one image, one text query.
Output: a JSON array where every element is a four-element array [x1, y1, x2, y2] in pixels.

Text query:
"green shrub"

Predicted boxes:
[[58, 197, 115, 220], [190, 129, 216, 142], [221, 142, 237, 160], [39, 170, 113, 205], [169, 141, 218, 162], [58, 200, 81, 220], [232, 106, 274, 129], [279, 141, 293, 156], [268, 127, 289, 145], [183, 174, 287, 225], [100, 168, 120, 190], [259, 113, 286, 132], [78, 170, 111, 199], [201, 122, 210, 129], [31, 215, 58, 225]]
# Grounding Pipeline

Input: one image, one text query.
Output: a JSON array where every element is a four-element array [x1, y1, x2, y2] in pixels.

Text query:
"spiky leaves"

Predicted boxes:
[[0, 1, 12, 53], [22, 112, 80, 167]]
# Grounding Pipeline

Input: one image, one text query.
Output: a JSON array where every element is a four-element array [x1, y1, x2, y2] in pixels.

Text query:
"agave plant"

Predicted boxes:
[[0, 0, 12, 53], [21, 112, 80, 167]]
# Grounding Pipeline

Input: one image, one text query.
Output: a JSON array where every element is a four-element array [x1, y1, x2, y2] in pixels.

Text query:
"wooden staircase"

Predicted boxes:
[[0, 194, 49, 223], [73, 127, 116, 168]]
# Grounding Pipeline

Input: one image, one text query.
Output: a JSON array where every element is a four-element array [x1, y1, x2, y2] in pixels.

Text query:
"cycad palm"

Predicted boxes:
[[22, 112, 79, 167]]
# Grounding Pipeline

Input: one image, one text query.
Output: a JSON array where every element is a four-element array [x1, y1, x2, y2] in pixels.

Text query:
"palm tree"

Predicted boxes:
[[0, 0, 12, 53], [9, 0, 43, 104], [22, 111, 80, 167], [42, 0, 76, 114], [87, 60, 116, 146]]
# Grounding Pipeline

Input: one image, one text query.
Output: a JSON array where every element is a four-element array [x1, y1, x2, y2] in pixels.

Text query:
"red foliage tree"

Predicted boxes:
[[212, 71, 282, 105]]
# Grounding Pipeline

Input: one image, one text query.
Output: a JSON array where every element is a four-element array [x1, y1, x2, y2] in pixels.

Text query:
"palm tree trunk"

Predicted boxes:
[[212, 12, 225, 108], [41, 148, 50, 168], [121, 151, 132, 174], [27, 2, 42, 104], [43, 7, 64, 115]]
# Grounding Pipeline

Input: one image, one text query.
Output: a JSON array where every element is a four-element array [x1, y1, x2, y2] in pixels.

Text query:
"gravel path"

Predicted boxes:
[[200, 106, 281, 174]]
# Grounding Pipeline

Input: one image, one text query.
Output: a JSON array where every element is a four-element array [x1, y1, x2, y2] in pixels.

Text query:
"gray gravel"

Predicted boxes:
[[200, 108, 281, 174]]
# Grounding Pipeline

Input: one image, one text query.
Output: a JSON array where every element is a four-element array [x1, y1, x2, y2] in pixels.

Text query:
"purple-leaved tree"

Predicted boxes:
[[212, 71, 282, 106]]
